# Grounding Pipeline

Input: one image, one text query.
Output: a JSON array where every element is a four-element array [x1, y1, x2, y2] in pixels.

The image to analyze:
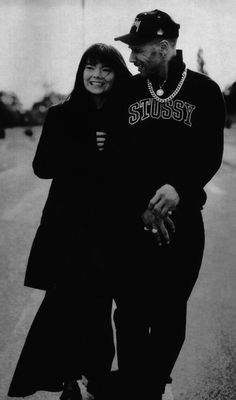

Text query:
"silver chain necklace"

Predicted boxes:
[[147, 67, 187, 103], [156, 79, 166, 97]]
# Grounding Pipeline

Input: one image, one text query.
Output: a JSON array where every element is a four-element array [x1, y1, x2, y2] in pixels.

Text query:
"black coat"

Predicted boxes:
[[24, 102, 118, 290]]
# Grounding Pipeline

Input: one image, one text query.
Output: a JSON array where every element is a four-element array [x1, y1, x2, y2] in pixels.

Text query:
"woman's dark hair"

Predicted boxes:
[[67, 43, 131, 108]]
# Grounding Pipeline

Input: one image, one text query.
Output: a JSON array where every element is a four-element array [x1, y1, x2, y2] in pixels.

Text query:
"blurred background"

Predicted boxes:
[[0, 1, 236, 399], [0, 0, 236, 128]]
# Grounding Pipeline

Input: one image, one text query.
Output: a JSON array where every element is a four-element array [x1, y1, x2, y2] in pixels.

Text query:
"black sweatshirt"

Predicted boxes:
[[108, 50, 225, 225]]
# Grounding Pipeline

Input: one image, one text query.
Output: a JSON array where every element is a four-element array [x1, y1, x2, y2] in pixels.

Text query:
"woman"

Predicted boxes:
[[8, 43, 131, 400]]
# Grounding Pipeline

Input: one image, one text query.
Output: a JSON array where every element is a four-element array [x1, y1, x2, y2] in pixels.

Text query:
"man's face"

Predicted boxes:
[[128, 41, 162, 77]]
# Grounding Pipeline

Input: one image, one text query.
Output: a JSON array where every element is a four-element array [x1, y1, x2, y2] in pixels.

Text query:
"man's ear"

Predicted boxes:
[[159, 40, 169, 57]]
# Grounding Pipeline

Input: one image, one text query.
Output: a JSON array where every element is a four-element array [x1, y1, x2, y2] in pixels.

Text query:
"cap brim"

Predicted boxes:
[[114, 33, 136, 45], [114, 32, 160, 46], [114, 33, 149, 45]]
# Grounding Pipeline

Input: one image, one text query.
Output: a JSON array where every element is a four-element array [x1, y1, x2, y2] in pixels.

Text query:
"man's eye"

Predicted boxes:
[[85, 65, 94, 70], [102, 68, 112, 73]]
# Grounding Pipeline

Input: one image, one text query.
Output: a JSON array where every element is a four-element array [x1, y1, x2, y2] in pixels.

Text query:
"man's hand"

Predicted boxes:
[[142, 208, 175, 246], [148, 184, 180, 218]]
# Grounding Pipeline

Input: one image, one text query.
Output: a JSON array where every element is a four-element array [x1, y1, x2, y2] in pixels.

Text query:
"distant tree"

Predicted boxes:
[[197, 48, 208, 75], [0, 91, 24, 128], [0, 88, 68, 128], [29, 91, 67, 125], [20, 110, 34, 127]]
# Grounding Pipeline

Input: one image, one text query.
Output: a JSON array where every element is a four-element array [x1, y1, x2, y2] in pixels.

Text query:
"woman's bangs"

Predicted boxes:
[[86, 48, 114, 68]]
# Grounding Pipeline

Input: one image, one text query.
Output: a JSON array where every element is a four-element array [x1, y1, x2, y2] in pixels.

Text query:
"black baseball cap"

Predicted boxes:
[[114, 9, 180, 45]]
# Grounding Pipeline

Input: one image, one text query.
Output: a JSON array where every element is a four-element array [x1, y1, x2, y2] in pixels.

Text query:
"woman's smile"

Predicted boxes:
[[83, 62, 115, 95]]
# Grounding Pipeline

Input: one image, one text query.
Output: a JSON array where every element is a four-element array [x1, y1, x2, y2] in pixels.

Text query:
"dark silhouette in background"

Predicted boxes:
[[223, 82, 236, 127], [197, 48, 208, 76]]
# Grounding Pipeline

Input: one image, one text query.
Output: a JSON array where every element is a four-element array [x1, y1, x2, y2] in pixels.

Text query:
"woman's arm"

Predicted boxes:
[[33, 106, 62, 178]]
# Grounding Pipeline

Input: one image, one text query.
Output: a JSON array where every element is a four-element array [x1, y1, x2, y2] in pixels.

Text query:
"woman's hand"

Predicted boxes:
[[96, 131, 107, 151]]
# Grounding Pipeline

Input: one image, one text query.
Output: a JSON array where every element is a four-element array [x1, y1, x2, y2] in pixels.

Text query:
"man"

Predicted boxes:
[[110, 9, 225, 400]]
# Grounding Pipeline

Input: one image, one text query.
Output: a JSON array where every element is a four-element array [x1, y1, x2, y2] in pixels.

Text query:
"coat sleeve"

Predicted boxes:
[[32, 106, 64, 179], [168, 78, 225, 208]]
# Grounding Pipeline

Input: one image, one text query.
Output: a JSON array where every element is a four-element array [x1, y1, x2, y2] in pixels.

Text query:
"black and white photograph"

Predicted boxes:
[[0, 1, 236, 399]]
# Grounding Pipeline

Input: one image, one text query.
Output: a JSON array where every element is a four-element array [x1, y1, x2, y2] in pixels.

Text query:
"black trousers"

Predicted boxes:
[[8, 238, 115, 397], [113, 209, 205, 397]]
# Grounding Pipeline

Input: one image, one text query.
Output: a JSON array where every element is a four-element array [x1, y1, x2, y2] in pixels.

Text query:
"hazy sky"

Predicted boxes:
[[0, 0, 236, 109]]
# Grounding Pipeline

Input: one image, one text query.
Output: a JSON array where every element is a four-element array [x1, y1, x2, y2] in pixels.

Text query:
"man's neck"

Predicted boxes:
[[158, 52, 177, 81], [148, 62, 168, 82]]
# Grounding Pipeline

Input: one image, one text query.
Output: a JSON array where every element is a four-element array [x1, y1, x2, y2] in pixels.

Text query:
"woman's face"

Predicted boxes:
[[83, 61, 115, 95]]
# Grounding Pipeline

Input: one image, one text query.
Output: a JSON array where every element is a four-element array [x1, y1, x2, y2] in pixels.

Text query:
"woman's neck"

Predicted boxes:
[[92, 94, 106, 110]]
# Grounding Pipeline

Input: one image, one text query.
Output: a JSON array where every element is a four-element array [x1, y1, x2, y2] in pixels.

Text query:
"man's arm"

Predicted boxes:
[[148, 78, 225, 215]]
